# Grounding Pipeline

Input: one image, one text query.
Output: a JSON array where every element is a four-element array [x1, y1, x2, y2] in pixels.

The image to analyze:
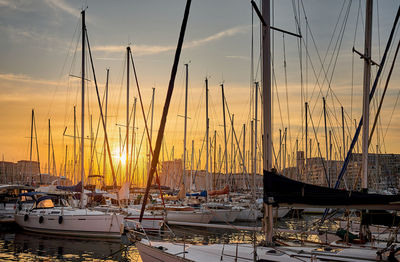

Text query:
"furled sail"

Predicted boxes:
[[263, 170, 400, 210]]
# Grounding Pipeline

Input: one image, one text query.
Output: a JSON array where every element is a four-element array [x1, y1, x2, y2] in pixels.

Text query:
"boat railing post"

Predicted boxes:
[[183, 233, 186, 259]]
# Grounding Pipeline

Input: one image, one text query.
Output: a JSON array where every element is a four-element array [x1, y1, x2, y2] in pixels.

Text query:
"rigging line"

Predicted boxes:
[[114, 53, 126, 123], [63, 19, 81, 129], [301, 0, 347, 107], [130, 51, 165, 206], [382, 90, 400, 152], [188, 84, 205, 139], [192, 131, 207, 183], [313, 0, 352, 118], [308, 103, 329, 184], [224, 93, 247, 174], [325, 1, 352, 118], [311, 0, 351, 141], [270, 57, 284, 131], [85, 28, 120, 204], [351, 0, 362, 130], [291, 0, 303, 156], [169, 65, 186, 148], [282, 34, 293, 160], [131, 103, 153, 188]]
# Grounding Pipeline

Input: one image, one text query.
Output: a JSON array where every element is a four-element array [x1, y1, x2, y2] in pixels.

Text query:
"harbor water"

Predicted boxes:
[[0, 214, 337, 261]]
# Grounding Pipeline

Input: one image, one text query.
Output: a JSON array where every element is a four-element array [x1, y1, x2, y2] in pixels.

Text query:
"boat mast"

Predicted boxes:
[[126, 47, 130, 182], [261, 0, 273, 245], [323, 97, 329, 186], [221, 84, 228, 187], [64, 145, 68, 185], [305, 102, 308, 181], [80, 10, 86, 205], [103, 68, 109, 186], [148, 87, 155, 177], [205, 77, 209, 191], [74, 105, 76, 184], [254, 81, 258, 198], [29, 109, 34, 185], [362, 0, 372, 191], [183, 63, 188, 189], [48, 118, 51, 177], [191, 140, 194, 190]]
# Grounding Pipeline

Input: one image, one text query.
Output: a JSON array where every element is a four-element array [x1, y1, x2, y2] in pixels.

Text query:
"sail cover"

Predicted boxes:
[[263, 170, 400, 210]]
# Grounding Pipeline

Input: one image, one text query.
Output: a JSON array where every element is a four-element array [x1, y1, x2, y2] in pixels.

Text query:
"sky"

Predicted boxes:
[[1, 0, 400, 184]]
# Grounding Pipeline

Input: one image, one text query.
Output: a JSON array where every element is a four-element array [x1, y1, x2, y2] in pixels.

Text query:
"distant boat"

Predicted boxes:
[[0, 184, 35, 223]]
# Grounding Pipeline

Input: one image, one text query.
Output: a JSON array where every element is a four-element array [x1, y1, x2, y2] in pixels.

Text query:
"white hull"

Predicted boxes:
[[236, 207, 289, 221], [136, 239, 388, 262], [15, 208, 124, 238], [166, 210, 213, 224], [125, 215, 164, 231], [236, 208, 259, 221], [209, 209, 240, 223]]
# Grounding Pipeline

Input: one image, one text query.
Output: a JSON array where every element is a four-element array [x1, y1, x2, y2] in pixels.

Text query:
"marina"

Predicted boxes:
[[2, 0, 400, 261]]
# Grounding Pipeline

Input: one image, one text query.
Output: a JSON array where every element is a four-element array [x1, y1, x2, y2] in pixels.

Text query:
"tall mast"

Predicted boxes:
[[148, 87, 155, 176], [126, 46, 130, 182], [80, 10, 86, 204], [205, 77, 209, 191], [242, 124, 246, 193], [213, 130, 216, 190], [191, 140, 194, 190], [89, 115, 93, 178], [64, 145, 68, 184], [323, 97, 329, 186], [74, 105, 76, 184], [221, 84, 228, 186], [30, 109, 34, 185], [362, 0, 373, 191], [305, 102, 308, 181], [103, 69, 109, 185], [262, 0, 272, 172], [254, 82, 258, 193], [183, 63, 189, 189], [261, 0, 273, 245], [48, 118, 51, 176]]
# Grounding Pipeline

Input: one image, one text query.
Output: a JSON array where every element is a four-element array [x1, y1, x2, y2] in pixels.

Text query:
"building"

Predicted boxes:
[[0, 161, 17, 184], [293, 151, 400, 192]]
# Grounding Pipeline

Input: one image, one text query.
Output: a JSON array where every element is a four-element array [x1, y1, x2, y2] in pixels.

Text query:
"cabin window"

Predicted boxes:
[[37, 199, 54, 208]]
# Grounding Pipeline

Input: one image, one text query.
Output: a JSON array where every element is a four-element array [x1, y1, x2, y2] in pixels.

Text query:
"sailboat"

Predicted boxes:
[[15, 10, 124, 239]]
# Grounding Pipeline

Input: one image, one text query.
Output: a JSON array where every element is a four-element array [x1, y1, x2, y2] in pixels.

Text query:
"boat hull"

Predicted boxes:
[[15, 209, 123, 238], [166, 210, 213, 224], [210, 209, 240, 223], [136, 240, 193, 262], [125, 215, 164, 231]]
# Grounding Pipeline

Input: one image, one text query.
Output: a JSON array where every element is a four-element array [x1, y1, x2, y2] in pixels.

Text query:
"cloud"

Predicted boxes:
[[93, 44, 175, 56], [226, 55, 250, 60], [92, 25, 250, 56], [44, 0, 80, 18], [0, 73, 75, 89]]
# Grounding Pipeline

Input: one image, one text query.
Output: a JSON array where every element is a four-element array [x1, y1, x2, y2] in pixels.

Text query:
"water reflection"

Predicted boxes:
[[0, 229, 142, 261]]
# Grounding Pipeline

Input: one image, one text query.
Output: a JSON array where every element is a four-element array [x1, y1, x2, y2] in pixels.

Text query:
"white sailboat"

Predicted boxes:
[[15, 10, 124, 239]]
